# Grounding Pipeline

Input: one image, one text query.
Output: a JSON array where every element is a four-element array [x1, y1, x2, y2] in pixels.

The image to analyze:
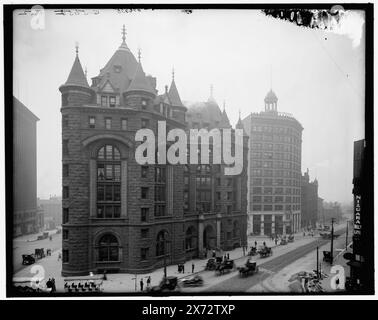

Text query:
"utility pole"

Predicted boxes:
[[330, 218, 335, 264], [163, 239, 167, 279], [316, 246, 319, 279], [345, 220, 349, 249]]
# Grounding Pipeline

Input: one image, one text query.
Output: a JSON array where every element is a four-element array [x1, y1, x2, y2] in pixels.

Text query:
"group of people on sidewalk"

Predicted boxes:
[[139, 276, 151, 291]]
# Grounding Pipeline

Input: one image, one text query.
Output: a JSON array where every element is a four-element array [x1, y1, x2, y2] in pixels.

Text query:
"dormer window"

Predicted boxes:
[[109, 96, 116, 108], [114, 65, 122, 73]]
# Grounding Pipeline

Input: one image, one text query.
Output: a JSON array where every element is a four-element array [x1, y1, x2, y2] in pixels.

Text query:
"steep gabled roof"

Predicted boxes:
[[95, 43, 139, 93], [168, 79, 183, 107], [64, 55, 89, 88], [126, 62, 156, 96], [219, 108, 231, 128]]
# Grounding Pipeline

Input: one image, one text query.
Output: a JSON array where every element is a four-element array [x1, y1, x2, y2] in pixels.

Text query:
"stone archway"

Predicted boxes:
[[203, 225, 216, 249]]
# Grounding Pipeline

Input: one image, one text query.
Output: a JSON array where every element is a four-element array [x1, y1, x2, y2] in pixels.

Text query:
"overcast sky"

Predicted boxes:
[[13, 9, 365, 204]]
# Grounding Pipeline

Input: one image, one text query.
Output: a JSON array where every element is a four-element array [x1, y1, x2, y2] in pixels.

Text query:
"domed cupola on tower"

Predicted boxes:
[[59, 44, 95, 107], [264, 89, 278, 112]]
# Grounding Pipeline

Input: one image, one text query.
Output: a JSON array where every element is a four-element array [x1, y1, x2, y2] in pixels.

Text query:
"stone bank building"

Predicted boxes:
[[60, 29, 248, 276]]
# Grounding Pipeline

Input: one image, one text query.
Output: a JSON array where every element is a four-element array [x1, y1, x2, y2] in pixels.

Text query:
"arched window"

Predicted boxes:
[[156, 230, 169, 257], [185, 226, 196, 250], [97, 145, 121, 218], [98, 234, 119, 261], [233, 221, 240, 238]]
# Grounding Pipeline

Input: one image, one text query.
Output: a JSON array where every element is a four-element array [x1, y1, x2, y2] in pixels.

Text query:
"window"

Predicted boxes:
[[98, 234, 119, 262], [141, 229, 149, 239], [227, 178, 233, 187], [227, 205, 232, 215], [154, 166, 166, 216], [63, 208, 69, 223], [63, 186, 69, 199], [63, 164, 69, 177], [63, 229, 69, 240], [141, 187, 149, 199], [97, 145, 121, 218], [141, 208, 149, 222], [227, 192, 233, 200], [89, 116, 96, 128], [216, 178, 221, 186], [121, 119, 128, 131], [62, 115, 69, 127], [141, 166, 149, 178], [109, 96, 116, 108], [156, 231, 169, 256], [185, 227, 196, 250], [141, 99, 147, 109], [216, 192, 221, 201], [141, 118, 149, 128], [63, 139, 69, 156], [105, 118, 112, 130], [63, 249, 69, 263], [101, 96, 107, 107], [183, 191, 189, 212], [141, 248, 149, 261]]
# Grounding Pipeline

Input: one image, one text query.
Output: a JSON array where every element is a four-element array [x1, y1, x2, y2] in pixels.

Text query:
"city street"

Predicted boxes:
[[13, 229, 61, 273], [182, 225, 347, 293]]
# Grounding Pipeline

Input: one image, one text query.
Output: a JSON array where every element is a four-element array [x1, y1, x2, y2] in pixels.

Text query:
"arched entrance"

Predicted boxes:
[[203, 225, 216, 249]]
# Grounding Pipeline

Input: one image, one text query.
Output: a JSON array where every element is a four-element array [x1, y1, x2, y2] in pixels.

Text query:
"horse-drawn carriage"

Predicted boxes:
[[237, 260, 259, 277], [247, 246, 257, 256], [34, 248, 45, 260], [288, 234, 294, 243], [258, 246, 273, 258], [205, 257, 222, 271], [215, 260, 235, 275]]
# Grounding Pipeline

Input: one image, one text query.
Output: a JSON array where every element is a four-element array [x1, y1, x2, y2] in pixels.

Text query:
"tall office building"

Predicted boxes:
[[243, 89, 303, 236]]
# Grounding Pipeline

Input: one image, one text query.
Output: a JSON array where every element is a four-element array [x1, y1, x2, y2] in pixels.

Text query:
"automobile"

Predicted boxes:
[[22, 254, 35, 265], [180, 275, 204, 287], [150, 276, 180, 293]]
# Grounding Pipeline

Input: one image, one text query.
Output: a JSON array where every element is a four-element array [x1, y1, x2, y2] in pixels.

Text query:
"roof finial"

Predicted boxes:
[[172, 67, 175, 81], [239, 109, 241, 119], [122, 25, 126, 43], [75, 41, 79, 56], [210, 84, 213, 98], [223, 100, 226, 112], [138, 48, 141, 64]]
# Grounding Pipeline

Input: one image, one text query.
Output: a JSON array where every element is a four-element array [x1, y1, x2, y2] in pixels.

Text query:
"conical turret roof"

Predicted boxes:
[[168, 79, 183, 107], [64, 55, 89, 88], [126, 62, 156, 96]]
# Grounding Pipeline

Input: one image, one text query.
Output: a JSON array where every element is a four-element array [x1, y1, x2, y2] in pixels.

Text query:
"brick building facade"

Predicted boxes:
[[300, 169, 318, 228], [60, 29, 248, 276], [242, 90, 303, 236], [13, 97, 41, 236]]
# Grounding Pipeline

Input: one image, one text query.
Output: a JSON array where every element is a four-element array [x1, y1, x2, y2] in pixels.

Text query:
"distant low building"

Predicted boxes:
[[13, 97, 40, 236], [300, 169, 318, 228], [38, 196, 62, 230], [322, 201, 342, 223]]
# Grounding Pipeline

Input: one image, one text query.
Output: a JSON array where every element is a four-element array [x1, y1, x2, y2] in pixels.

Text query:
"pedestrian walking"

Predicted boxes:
[[254, 241, 257, 247], [275, 238, 278, 246], [58, 252, 61, 261], [51, 277, 56, 292], [263, 241, 266, 247], [147, 276, 151, 289], [212, 250, 216, 258], [192, 263, 195, 273], [182, 264, 185, 273], [227, 253, 230, 260], [140, 278, 144, 291]]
